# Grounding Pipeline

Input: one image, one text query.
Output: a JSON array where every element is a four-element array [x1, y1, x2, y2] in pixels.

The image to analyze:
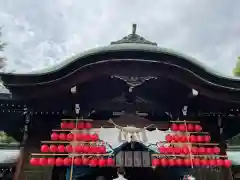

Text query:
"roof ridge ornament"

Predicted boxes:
[[110, 24, 157, 46]]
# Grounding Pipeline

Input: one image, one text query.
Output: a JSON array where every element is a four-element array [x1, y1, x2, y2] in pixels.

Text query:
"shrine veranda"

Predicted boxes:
[[0, 24, 239, 179]]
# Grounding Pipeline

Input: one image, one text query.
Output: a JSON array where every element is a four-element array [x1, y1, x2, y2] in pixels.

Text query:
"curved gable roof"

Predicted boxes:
[[1, 43, 240, 87], [0, 24, 240, 102], [28, 43, 237, 80]]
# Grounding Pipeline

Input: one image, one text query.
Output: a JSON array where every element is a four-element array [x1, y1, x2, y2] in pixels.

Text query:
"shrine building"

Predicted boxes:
[[0, 24, 240, 180]]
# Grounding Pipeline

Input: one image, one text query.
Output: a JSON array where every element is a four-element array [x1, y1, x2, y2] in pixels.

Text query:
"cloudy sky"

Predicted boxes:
[[0, 0, 239, 76]]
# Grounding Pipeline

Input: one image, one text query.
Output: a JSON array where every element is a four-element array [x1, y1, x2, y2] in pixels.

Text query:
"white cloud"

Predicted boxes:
[[0, 0, 239, 76]]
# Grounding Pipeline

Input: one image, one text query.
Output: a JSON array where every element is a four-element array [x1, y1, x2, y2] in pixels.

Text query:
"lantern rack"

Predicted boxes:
[[151, 154, 227, 158], [52, 129, 99, 132], [31, 153, 114, 156], [151, 120, 232, 168], [160, 142, 219, 146], [41, 141, 100, 144], [29, 116, 115, 172], [170, 120, 200, 123], [176, 131, 209, 134]]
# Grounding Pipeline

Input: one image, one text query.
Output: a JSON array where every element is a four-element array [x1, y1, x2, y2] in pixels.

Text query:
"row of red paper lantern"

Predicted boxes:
[[30, 157, 114, 167], [41, 144, 107, 154], [61, 122, 92, 129], [165, 134, 211, 143], [51, 132, 99, 142], [151, 158, 232, 167], [170, 123, 202, 132], [158, 146, 220, 155]]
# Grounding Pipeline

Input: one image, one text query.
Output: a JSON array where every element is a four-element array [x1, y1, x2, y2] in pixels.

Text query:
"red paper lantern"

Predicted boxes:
[[203, 135, 211, 142], [47, 158, 55, 166], [216, 159, 224, 166], [64, 158, 72, 166], [166, 147, 174, 154], [193, 158, 201, 166], [57, 145, 65, 153], [68, 122, 75, 129], [75, 145, 84, 153], [224, 159, 232, 168], [194, 125, 202, 132], [196, 135, 203, 143], [198, 147, 206, 154], [165, 134, 173, 142], [168, 159, 176, 166], [152, 158, 159, 166], [49, 145, 58, 153], [200, 159, 208, 166], [30, 158, 39, 166], [173, 135, 180, 142], [88, 146, 93, 153], [82, 158, 89, 165], [209, 159, 216, 166], [174, 147, 181, 154], [66, 145, 73, 153], [41, 144, 49, 153], [89, 146, 97, 153], [179, 136, 187, 143], [107, 158, 114, 166], [187, 124, 194, 131], [76, 133, 83, 141], [67, 133, 74, 141], [61, 122, 68, 129], [84, 122, 93, 129], [191, 147, 198, 154], [99, 146, 106, 154], [176, 158, 183, 166], [91, 134, 99, 141], [98, 158, 106, 167], [206, 148, 213, 154], [213, 147, 220, 154], [77, 122, 84, 129], [159, 146, 166, 154], [58, 133, 66, 141], [190, 135, 197, 143], [56, 158, 64, 166], [183, 159, 191, 166], [170, 123, 178, 131], [51, 133, 59, 141], [39, 158, 48, 166], [179, 124, 186, 132], [83, 145, 90, 153], [74, 158, 82, 166], [89, 159, 98, 167], [160, 158, 168, 166], [181, 146, 190, 154], [84, 134, 92, 142]]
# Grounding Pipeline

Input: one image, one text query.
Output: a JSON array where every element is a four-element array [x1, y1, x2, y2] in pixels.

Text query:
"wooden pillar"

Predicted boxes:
[[13, 108, 30, 180]]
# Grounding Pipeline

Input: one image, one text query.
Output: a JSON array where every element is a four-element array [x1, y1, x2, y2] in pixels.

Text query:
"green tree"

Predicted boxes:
[[0, 27, 6, 69], [233, 57, 240, 77], [0, 131, 18, 144]]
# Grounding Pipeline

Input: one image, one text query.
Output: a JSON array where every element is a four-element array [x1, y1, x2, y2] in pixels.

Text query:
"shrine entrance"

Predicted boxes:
[[112, 142, 182, 180]]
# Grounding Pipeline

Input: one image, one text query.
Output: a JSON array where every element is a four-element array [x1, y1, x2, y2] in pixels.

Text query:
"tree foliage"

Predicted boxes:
[[233, 57, 240, 77], [0, 131, 18, 144], [0, 27, 6, 69]]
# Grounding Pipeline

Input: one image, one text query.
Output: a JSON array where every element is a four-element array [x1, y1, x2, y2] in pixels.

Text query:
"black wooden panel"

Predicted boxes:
[[124, 151, 133, 167], [142, 151, 150, 167], [133, 151, 142, 167], [115, 151, 124, 167]]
